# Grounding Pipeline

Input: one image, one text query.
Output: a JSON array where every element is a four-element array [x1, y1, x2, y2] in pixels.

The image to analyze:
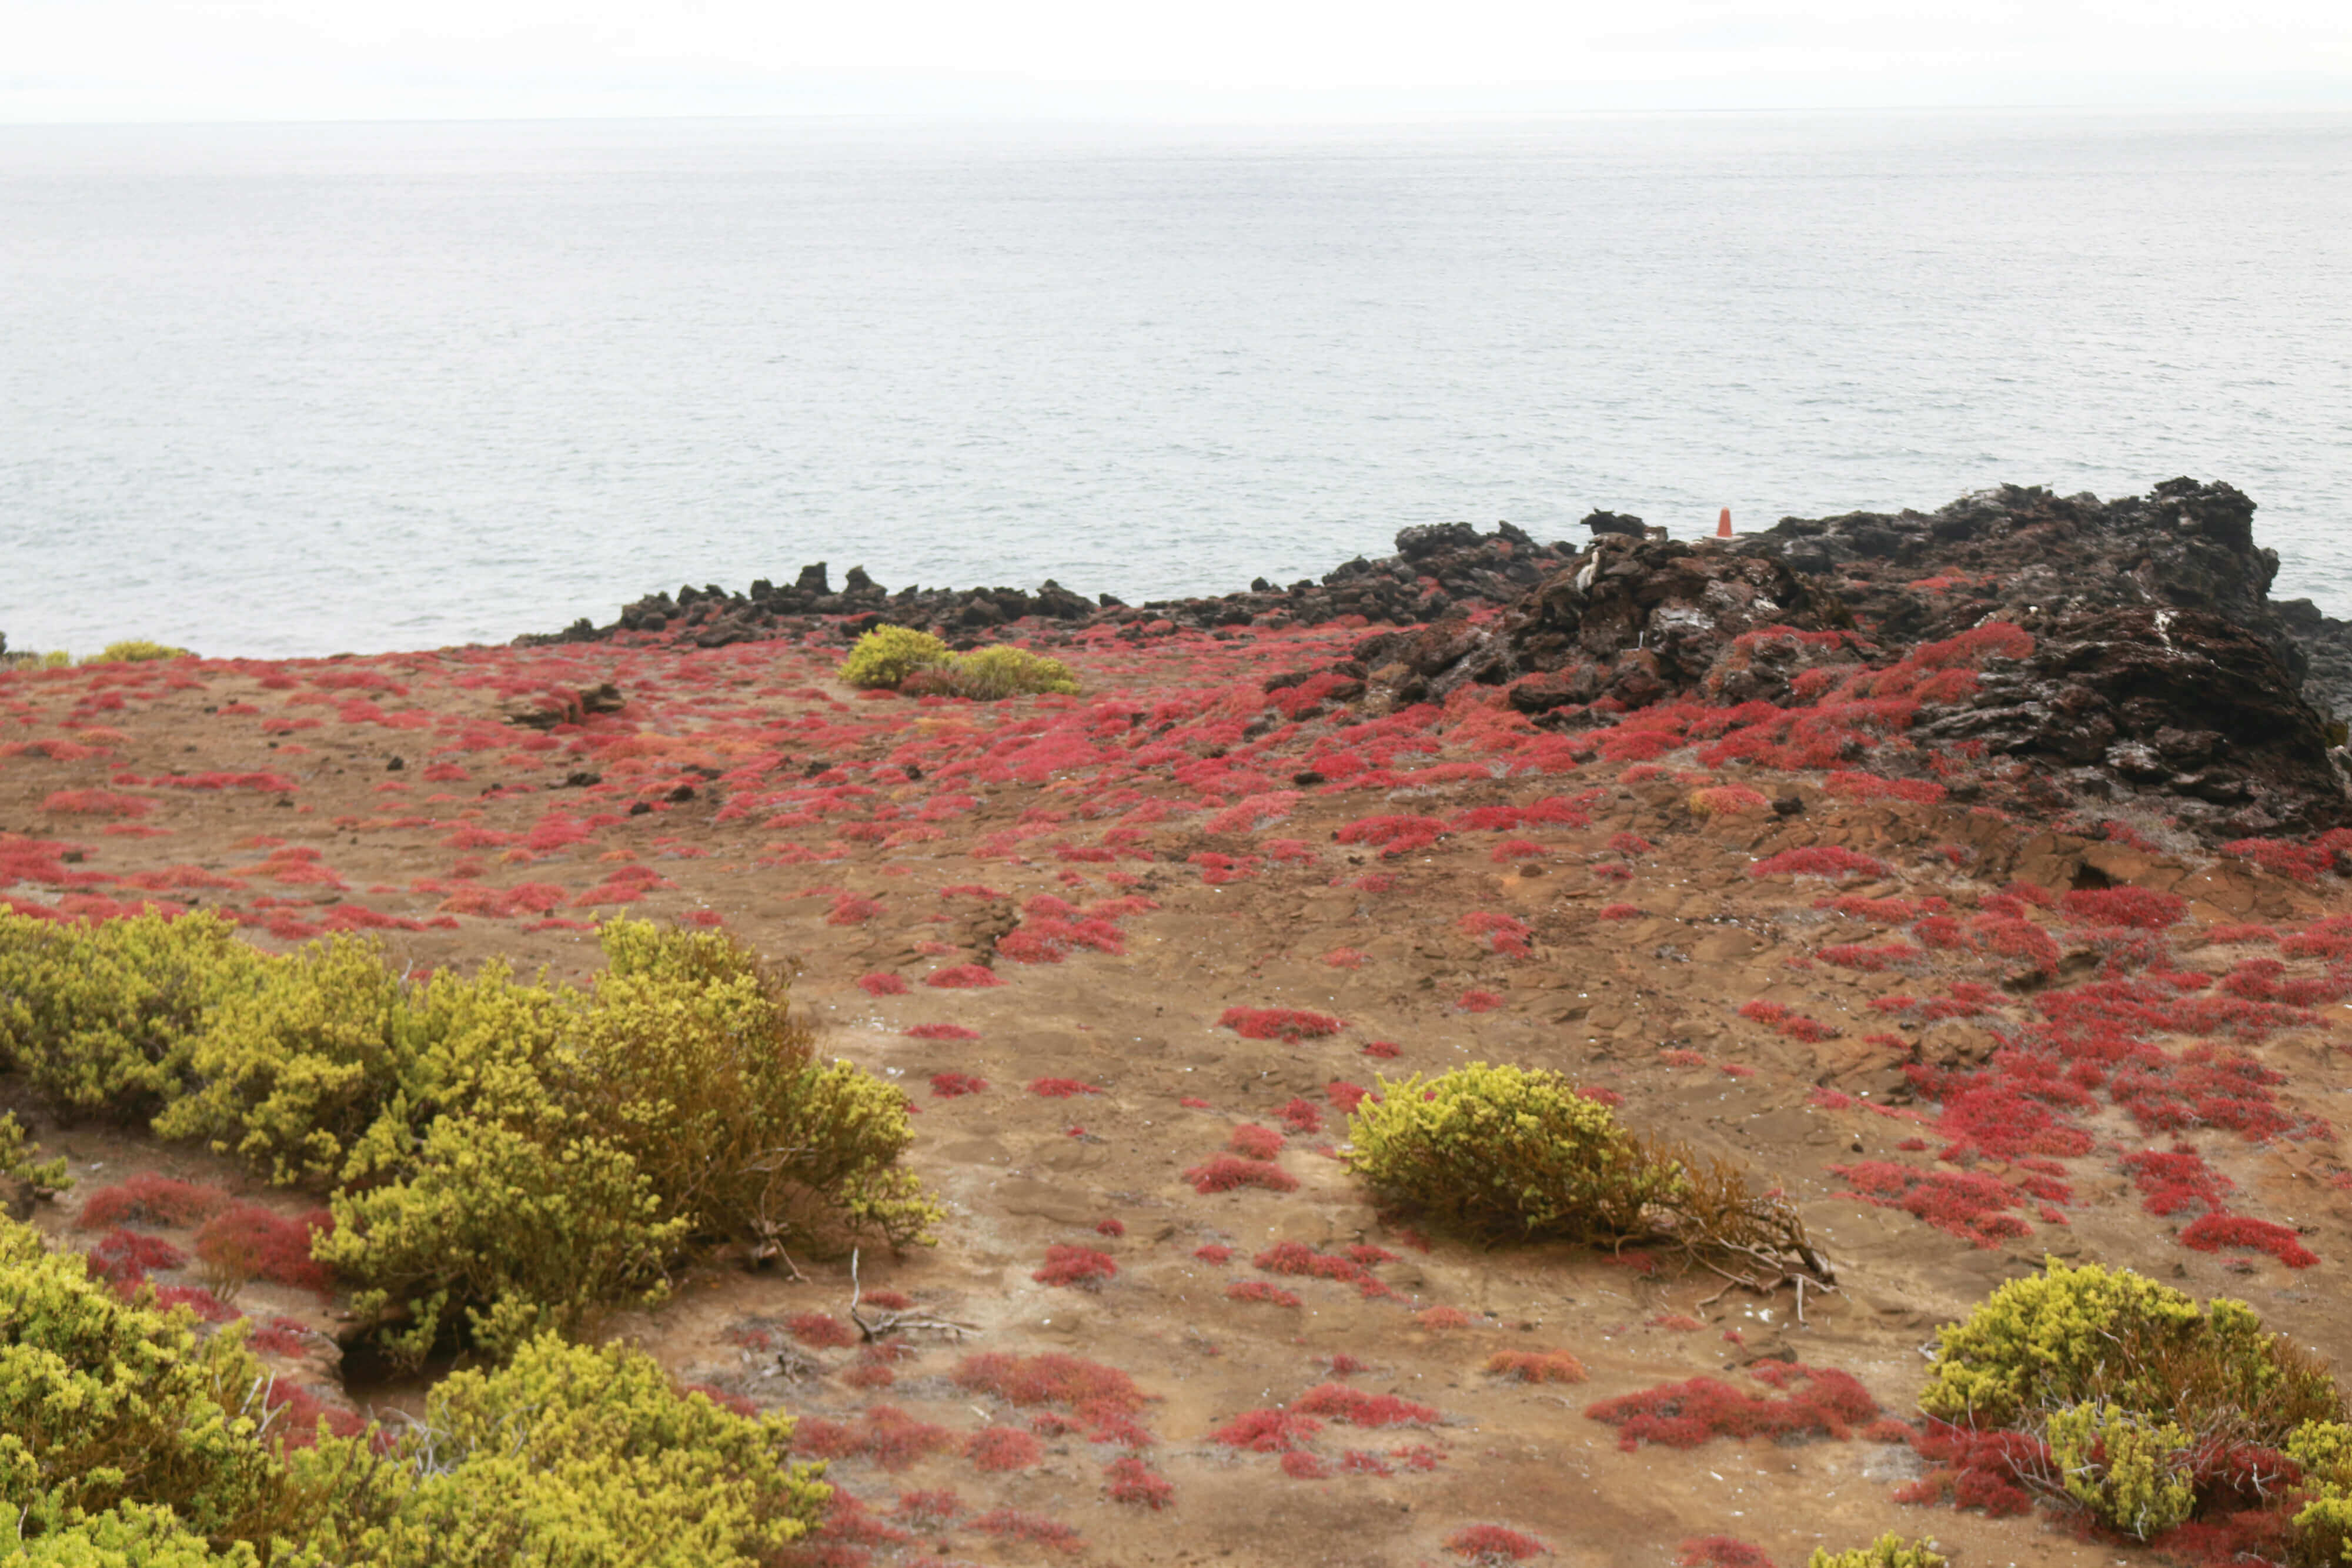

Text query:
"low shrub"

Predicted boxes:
[[1912, 1259, 2346, 1544], [911, 645, 1081, 701], [3, 912, 937, 1369], [838, 626, 953, 690], [1347, 1064, 1665, 1242], [0, 1213, 306, 1548], [0, 910, 266, 1121], [82, 641, 193, 664], [1806, 1537, 1945, 1568], [313, 1335, 828, 1566], [1348, 1064, 1828, 1279], [0, 1111, 69, 1194]]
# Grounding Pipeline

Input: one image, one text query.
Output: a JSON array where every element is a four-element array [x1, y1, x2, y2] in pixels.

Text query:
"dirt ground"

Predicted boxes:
[[5, 622, 2348, 1568]]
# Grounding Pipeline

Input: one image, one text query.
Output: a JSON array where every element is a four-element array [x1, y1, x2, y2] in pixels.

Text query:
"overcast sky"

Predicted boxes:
[[6, 1, 2351, 122]]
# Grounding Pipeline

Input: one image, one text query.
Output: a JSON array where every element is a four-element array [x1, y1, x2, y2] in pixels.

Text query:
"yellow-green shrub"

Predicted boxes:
[[319, 1116, 684, 1370], [837, 624, 1078, 699], [0, 912, 933, 1368], [919, 645, 1079, 700], [837, 625, 951, 689], [299, 1336, 825, 1568], [0, 1214, 826, 1567], [0, 911, 265, 1121], [1806, 1536, 1945, 1568], [2044, 1402, 2193, 1539], [1922, 1260, 2344, 1543], [1345, 1063, 1674, 1241], [153, 935, 406, 1187], [1, 1499, 258, 1566], [80, 642, 192, 666], [567, 922, 935, 1250], [1919, 1259, 2330, 1430], [0, 1217, 298, 1549], [0, 1114, 67, 1194]]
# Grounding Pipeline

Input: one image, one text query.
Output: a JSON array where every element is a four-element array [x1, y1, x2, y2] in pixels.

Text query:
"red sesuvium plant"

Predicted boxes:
[[1829, 1161, 2041, 1248], [1104, 1455, 1174, 1509], [1028, 1077, 1102, 1098], [1485, 1350, 1588, 1385], [786, 1312, 859, 1350], [1584, 1363, 1879, 1450], [1218, 1007, 1344, 1042], [856, 971, 908, 996], [1225, 1281, 1303, 1309], [1184, 1154, 1298, 1195], [952, 1350, 1155, 1447], [966, 1426, 1045, 1472], [193, 1205, 333, 1296], [1675, 1538, 1778, 1568], [1445, 1524, 1552, 1563], [1736, 1000, 1840, 1042], [73, 1175, 232, 1231], [1033, 1245, 1119, 1290], [2180, 1213, 2318, 1268], [930, 1072, 988, 1097], [1291, 1383, 1439, 1427], [1211, 1408, 1323, 1452], [1748, 847, 1893, 881], [1227, 1124, 1285, 1159]]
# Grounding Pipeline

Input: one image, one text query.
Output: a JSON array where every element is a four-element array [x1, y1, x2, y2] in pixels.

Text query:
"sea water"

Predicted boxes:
[[2, 111, 2347, 658]]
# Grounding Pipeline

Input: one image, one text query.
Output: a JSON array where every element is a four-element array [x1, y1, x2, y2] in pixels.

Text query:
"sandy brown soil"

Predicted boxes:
[[5, 625, 2348, 1568]]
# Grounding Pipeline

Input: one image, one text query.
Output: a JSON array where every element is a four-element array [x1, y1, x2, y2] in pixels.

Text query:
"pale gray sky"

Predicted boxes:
[[6, 0, 2350, 121]]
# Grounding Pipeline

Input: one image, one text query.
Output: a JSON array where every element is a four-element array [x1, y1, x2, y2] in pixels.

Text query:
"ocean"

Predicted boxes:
[[2, 111, 2348, 659]]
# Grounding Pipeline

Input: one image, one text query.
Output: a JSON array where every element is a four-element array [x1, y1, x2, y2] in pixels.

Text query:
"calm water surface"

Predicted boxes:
[[2, 112, 2347, 657]]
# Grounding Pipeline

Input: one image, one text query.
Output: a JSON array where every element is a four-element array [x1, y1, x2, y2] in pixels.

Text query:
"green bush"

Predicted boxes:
[[836, 624, 1078, 699], [80, 642, 192, 666], [837, 625, 951, 689], [0, 911, 263, 1122], [914, 644, 1079, 700], [1919, 1259, 2334, 1431], [0, 1217, 300, 1549], [0, 911, 935, 1368], [0, 1114, 68, 1195], [301, 1336, 826, 1568], [567, 922, 934, 1250], [1921, 1259, 2344, 1543], [1346, 1063, 1671, 1241], [154, 935, 407, 1187], [1806, 1536, 1945, 1568], [0, 1214, 827, 1567]]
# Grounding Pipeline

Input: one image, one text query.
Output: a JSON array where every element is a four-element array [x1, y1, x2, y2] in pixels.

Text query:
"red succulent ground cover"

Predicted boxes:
[[1184, 1154, 1298, 1194], [1218, 1007, 1345, 1041], [1583, 1363, 1879, 1451], [1032, 1245, 1119, 1289]]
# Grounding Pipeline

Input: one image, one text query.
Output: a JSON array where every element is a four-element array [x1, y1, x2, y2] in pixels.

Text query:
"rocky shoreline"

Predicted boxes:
[[526, 479, 2352, 841]]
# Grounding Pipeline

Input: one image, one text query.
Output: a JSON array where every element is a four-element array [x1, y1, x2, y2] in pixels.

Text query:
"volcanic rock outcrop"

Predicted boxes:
[[524, 522, 1576, 651], [1351, 480, 2350, 837], [525, 479, 2350, 838]]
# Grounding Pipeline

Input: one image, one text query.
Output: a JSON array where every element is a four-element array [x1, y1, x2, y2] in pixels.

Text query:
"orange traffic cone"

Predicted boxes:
[[1716, 507, 1733, 538]]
